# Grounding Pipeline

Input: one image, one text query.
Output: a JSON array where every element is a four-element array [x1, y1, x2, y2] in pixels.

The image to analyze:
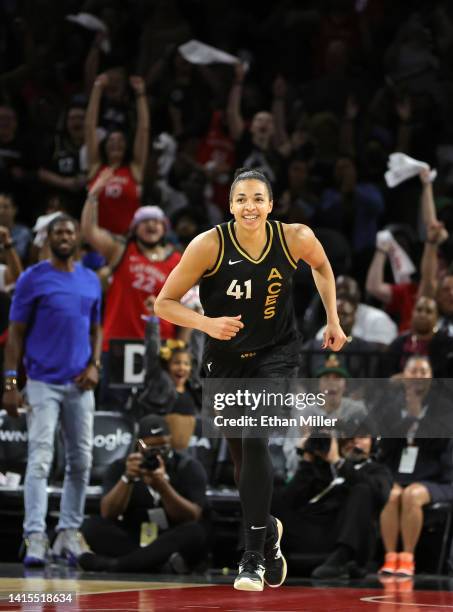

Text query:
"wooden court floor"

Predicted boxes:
[[1, 568, 453, 611]]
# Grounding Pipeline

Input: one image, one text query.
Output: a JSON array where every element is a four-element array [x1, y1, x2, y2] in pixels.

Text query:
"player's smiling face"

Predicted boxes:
[[230, 179, 273, 230]]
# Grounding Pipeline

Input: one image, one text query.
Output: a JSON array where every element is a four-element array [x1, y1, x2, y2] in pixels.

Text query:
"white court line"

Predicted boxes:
[[361, 595, 453, 608], [184, 609, 299, 612]]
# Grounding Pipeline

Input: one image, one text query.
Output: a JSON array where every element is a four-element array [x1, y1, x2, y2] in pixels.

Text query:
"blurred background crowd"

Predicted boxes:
[[2, 0, 453, 580]]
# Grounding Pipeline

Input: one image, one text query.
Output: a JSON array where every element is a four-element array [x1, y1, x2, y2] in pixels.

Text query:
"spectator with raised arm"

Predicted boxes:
[[366, 237, 417, 334], [133, 310, 200, 450], [81, 169, 182, 408], [226, 63, 289, 189], [85, 57, 132, 133], [366, 168, 446, 331], [85, 73, 149, 235]]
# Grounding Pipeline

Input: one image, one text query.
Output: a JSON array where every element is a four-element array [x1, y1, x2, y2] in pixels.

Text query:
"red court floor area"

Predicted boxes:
[[3, 583, 453, 612]]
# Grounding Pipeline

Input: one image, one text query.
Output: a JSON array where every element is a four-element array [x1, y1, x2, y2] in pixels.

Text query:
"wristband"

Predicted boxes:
[[376, 248, 387, 255], [4, 370, 17, 377], [3, 242, 14, 250], [121, 474, 133, 485], [427, 240, 438, 245]]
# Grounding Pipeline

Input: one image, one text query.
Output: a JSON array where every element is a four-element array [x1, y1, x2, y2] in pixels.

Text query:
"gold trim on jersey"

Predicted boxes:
[[203, 225, 224, 277], [276, 221, 298, 269], [228, 220, 273, 264]]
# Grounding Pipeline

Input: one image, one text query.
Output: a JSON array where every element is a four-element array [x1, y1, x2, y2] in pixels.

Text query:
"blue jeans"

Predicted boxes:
[[23, 379, 94, 534]]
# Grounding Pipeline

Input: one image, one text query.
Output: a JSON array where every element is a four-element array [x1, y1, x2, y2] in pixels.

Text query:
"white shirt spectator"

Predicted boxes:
[[316, 303, 397, 345]]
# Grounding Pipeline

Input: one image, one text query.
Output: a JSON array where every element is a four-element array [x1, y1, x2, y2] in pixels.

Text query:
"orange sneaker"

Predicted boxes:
[[379, 552, 398, 574], [396, 552, 415, 576]]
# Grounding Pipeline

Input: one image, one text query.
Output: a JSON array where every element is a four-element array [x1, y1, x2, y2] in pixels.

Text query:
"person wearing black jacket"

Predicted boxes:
[[79, 414, 207, 573], [382, 296, 453, 378], [377, 355, 453, 577], [276, 429, 392, 579]]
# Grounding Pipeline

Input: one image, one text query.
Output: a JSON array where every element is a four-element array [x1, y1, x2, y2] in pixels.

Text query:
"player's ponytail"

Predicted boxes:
[[229, 167, 273, 201]]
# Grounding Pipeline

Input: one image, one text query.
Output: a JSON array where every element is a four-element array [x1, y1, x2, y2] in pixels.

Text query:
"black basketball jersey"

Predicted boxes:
[[199, 219, 298, 353]]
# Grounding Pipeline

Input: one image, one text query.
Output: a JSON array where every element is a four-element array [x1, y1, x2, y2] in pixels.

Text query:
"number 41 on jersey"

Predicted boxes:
[[226, 279, 252, 299]]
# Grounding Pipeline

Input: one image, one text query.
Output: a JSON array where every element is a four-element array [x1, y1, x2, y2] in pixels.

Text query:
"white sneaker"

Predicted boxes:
[[52, 529, 91, 566], [234, 551, 265, 591], [23, 532, 48, 568]]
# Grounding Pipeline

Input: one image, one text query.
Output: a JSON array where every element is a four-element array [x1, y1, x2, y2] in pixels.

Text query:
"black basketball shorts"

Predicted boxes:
[[202, 337, 300, 379]]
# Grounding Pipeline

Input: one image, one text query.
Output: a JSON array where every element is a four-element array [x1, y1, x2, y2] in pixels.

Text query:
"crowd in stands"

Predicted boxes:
[[2, 0, 453, 579]]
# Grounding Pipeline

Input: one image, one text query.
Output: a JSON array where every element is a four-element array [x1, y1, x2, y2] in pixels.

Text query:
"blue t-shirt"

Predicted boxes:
[[10, 261, 102, 384]]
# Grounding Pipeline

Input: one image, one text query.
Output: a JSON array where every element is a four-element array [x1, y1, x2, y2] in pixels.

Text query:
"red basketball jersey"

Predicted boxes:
[[102, 241, 181, 350], [92, 165, 141, 235]]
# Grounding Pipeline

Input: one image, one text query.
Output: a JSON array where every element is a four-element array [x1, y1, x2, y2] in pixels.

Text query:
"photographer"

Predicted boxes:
[[276, 425, 392, 579], [79, 415, 207, 573]]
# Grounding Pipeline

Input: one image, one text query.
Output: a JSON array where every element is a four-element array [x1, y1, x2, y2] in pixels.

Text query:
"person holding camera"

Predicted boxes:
[[276, 425, 392, 579], [79, 415, 207, 573]]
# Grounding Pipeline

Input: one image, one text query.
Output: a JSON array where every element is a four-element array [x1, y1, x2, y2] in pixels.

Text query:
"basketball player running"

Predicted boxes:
[[155, 169, 347, 591]]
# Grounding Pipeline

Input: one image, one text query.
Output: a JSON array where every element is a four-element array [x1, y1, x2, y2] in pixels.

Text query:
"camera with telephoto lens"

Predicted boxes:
[[303, 431, 332, 455], [140, 447, 161, 471]]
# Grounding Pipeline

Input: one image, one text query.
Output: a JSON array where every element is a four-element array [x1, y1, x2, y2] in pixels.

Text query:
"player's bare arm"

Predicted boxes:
[[283, 223, 347, 352], [154, 229, 245, 341]]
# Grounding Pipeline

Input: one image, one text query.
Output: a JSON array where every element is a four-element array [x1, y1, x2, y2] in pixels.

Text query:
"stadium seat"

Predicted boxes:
[[417, 502, 453, 574]]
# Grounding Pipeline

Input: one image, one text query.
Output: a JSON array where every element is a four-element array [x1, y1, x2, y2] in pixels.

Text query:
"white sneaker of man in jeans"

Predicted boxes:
[[2, 215, 102, 566]]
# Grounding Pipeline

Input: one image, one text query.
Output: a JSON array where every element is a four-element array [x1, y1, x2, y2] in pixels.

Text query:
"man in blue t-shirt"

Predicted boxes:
[[2, 214, 102, 567]]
